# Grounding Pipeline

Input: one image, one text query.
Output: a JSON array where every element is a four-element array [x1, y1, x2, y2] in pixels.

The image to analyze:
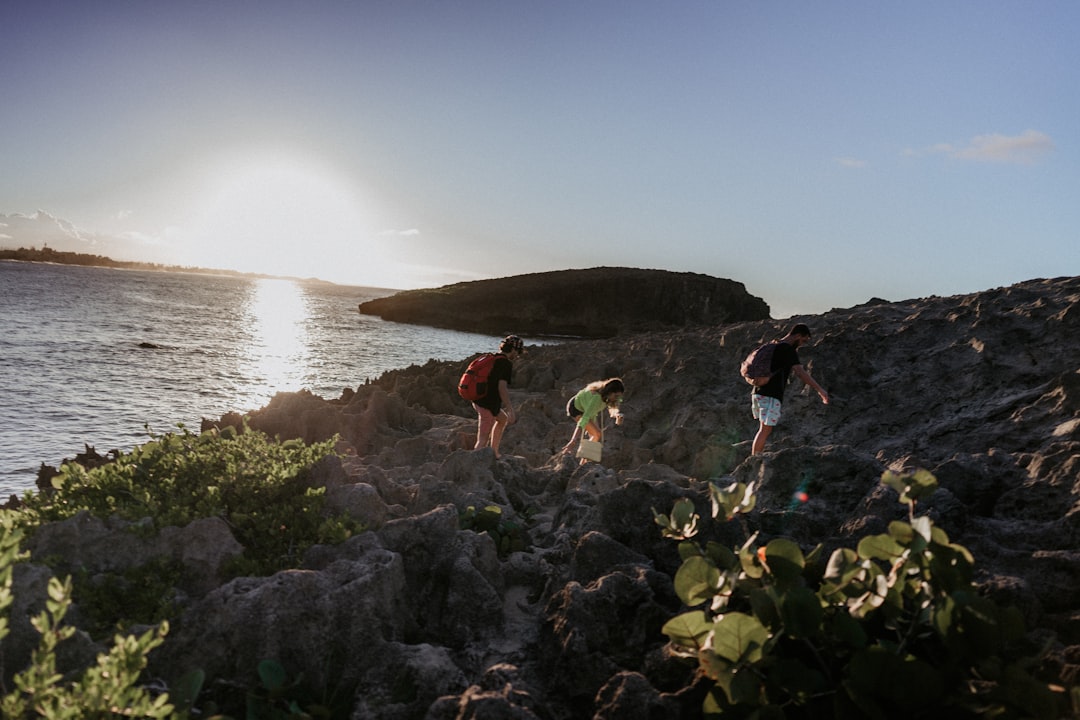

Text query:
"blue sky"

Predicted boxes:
[[2, 1, 1076, 318]]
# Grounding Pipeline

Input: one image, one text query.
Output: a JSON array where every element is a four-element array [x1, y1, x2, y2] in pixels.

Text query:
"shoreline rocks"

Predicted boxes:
[[6, 275, 1079, 717]]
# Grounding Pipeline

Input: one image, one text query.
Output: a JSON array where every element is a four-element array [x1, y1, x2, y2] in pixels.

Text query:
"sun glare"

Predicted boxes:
[[236, 278, 310, 406], [182, 150, 387, 284]]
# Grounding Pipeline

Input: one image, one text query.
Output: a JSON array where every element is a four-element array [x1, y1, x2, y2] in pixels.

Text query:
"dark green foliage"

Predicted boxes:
[[1, 425, 368, 715], [656, 470, 1068, 718], [182, 658, 341, 719], [16, 424, 358, 578], [458, 504, 530, 557], [0, 518, 176, 718], [691, 428, 744, 481], [239, 659, 330, 719], [72, 558, 184, 639]]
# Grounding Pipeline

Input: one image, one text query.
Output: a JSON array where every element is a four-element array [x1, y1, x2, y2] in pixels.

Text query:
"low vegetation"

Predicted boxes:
[[3, 426, 1074, 717], [655, 469, 1074, 718], [15, 424, 353, 578], [1, 425, 355, 717], [0, 517, 176, 718]]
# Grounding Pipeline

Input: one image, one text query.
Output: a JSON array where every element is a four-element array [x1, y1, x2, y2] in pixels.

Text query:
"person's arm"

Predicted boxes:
[[793, 365, 829, 404], [563, 424, 582, 452]]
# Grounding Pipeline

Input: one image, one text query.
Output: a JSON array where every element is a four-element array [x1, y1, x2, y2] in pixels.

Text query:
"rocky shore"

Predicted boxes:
[[5, 275, 1079, 718]]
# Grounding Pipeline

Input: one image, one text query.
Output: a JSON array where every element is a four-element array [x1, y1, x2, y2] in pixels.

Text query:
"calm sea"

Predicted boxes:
[[0, 261, 509, 497]]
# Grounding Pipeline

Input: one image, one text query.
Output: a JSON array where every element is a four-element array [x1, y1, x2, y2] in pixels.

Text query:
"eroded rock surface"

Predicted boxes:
[[6, 275, 1079, 717]]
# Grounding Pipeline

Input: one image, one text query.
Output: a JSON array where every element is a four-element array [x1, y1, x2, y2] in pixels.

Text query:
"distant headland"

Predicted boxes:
[[357, 267, 772, 338], [0, 245, 334, 284]]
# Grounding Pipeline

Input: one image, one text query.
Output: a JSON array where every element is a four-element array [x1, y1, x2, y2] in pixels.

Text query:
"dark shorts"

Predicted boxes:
[[566, 397, 583, 419]]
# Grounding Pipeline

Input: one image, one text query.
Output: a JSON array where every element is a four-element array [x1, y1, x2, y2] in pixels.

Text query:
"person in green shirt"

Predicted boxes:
[[562, 377, 625, 457]]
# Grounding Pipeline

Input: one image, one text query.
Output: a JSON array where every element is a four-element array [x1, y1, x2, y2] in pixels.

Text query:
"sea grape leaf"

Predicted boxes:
[[749, 587, 780, 630], [881, 468, 938, 504], [677, 540, 701, 561], [858, 533, 904, 562], [662, 610, 712, 651], [705, 540, 738, 570], [887, 520, 914, 545], [763, 537, 805, 589], [711, 612, 769, 665], [781, 585, 824, 639], [257, 659, 288, 693], [674, 555, 721, 606], [823, 547, 862, 586]]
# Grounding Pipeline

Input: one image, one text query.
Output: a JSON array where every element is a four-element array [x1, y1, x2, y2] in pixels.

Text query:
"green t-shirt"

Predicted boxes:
[[573, 389, 608, 428]]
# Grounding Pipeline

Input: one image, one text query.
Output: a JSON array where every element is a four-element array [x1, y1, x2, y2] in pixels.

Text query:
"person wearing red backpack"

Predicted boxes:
[[751, 323, 828, 455], [473, 335, 525, 457]]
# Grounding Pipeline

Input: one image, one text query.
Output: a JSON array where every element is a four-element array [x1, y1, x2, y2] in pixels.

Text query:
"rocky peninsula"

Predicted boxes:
[[357, 267, 771, 337], [5, 275, 1079, 717]]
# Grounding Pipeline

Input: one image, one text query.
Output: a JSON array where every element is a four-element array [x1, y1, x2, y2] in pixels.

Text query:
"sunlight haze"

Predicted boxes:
[[2, 1, 1077, 317]]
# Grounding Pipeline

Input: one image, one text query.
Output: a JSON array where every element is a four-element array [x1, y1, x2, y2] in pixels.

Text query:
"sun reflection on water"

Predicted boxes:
[[239, 278, 311, 404]]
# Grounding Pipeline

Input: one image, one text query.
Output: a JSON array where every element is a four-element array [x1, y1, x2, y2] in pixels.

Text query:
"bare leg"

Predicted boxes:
[[752, 422, 772, 455], [489, 411, 509, 457], [578, 420, 603, 465], [474, 406, 496, 449], [584, 420, 602, 442]]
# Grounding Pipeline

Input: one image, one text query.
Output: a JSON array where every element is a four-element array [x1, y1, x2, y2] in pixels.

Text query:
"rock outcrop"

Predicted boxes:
[[357, 267, 771, 337], [5, 275, 1079, 718]]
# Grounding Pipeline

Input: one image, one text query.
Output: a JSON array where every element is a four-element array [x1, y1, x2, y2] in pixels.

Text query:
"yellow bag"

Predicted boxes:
[[576, 437, 603, 463]]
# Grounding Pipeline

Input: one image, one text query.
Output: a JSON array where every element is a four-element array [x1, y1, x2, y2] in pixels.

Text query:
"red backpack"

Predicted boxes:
[[740, 342, 780, 386], [458, 353, 501, 401]]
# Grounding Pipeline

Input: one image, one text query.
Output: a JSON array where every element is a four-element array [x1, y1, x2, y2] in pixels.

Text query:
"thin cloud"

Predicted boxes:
[[378, 228, 421, 237], [835, 157, 867, 169], [907, 130, 1054, 165], [0, 210, 93, 248], [953, 130, 1053, 164], [119, 230, 166, 247]]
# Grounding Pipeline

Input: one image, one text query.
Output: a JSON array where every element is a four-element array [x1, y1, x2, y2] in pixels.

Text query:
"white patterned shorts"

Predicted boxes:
[[752, 395, 782, 427]]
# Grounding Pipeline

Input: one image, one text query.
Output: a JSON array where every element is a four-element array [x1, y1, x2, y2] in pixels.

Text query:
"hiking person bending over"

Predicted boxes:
[[562, 378, 625, 455], [474, 335, 524, 458], [751, 324, 828, 455]]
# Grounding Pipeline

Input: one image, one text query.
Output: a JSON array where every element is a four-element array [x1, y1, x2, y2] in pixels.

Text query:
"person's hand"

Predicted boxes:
[[614, 413, 625, 425], [819, 390, 829, 405]]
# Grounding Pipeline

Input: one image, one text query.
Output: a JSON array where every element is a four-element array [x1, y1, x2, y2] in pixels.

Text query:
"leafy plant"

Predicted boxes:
[[655, 470, 1066, 718], [0, 515, 176, 719], [71, 558, 184, 639], [189, 655, 354, 720], [458, 504, 529, 557], [15, 424, 356, 577], [222, 659, 337, 719]]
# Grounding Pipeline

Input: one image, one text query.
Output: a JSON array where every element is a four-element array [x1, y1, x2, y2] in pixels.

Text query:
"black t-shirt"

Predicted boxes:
[[476, 354, 513, 413], [753, 342, 800, 401]]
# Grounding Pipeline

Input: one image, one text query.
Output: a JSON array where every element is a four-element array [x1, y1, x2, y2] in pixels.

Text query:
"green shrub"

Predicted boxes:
[[459, 504, 530, 557], [0, 515, 176, 719], [71, 558, 184, 638], [16, 424, 357, 577], [654, 469, 1068, 718]]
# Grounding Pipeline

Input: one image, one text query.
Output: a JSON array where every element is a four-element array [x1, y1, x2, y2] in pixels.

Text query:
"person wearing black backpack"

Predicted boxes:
[[473, 334, 525, 458], [751, 323, 828, 455]]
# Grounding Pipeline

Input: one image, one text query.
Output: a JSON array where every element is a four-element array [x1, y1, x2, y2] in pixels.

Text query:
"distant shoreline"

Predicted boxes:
[[0, 245, 340, 285]]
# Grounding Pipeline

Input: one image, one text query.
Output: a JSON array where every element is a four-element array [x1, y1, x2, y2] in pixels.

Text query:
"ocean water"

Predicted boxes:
[[0, 261, 509, 497]]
